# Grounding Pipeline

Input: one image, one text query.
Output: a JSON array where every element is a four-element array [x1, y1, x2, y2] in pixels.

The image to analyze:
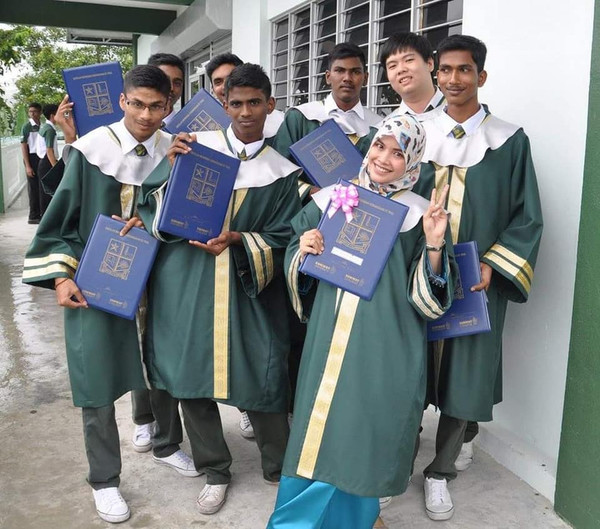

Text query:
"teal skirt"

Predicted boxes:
[[267, 476, 380, 528]]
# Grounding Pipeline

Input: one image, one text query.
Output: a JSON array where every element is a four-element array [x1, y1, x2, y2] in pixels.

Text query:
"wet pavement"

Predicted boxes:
[[0, 194, 571, 529]]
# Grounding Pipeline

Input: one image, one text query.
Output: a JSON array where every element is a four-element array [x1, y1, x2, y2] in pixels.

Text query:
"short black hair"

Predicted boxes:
[[28, 102, 42, 111], [42, 104, 58, 120], [224, 63, 271, 100], [327, 42, 367, 70], [148, 52, 185, 77], [206, 53, 243, 83], [437, 35, 487, 73], [379, 32, 433, 69], [123, 65, 171, 101]]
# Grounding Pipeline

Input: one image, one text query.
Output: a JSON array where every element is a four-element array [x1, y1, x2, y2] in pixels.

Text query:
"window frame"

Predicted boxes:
[[271, 0, 463, 115]]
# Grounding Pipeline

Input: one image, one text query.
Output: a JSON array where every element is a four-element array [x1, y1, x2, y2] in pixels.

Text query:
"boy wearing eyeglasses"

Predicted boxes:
[[22, 65, 186, 524]]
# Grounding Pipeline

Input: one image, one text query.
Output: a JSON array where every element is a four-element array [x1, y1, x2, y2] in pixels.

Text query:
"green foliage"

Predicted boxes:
[[0, 25, 132, 117], [0, 26, 36, 75], [12, 106, 28, 137]]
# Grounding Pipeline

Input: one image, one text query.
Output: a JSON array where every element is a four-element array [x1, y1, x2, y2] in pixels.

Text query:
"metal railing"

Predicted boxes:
[[0, 136, 27, 213]]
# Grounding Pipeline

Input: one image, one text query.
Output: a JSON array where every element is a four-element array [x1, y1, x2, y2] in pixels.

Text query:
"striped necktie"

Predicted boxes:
[[134, 144, 148, 157], [451, 124, 466, 139], [238, 148, 248, 161]]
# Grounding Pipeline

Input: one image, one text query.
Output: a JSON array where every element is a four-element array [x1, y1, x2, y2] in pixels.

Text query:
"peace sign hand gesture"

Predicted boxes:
[[423, 184, 450, 247]]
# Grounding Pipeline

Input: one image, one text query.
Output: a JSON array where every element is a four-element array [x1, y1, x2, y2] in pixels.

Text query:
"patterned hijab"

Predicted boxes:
[[358, 113, 426, 195]]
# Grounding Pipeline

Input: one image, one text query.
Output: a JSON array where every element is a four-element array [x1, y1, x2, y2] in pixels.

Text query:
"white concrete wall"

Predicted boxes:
[[231, 0, 271, 67], [462, 0, 595, 502], [136, 34, 157, 65]]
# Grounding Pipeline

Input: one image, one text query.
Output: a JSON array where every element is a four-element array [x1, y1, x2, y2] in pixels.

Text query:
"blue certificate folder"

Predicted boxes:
[[299, 181, 408, 300], [74, 215, 159, 320], [62, 62, 124, 137], [427, 241, 491, 341], [289, 119, 365, 188], [165, 88, 231, 134], [157, 142, 240, 242]]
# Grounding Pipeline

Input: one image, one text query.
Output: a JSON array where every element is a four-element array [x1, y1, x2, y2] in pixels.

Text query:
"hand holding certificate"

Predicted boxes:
[[299, 181, 409, 300], [157, 141, 240, 243], [62, 62, 124, 136], [74, 214, 159, 319]]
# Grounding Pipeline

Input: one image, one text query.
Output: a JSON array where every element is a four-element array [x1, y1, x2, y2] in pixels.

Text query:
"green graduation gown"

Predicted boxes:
[[21, 123, 172, 407], [414, 110, 544, 422], [281, 194, 455, 497], [137, 131, 302, 413]]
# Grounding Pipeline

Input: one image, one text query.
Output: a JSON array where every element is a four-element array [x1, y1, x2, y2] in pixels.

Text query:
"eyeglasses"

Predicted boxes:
[[125, 99, 167, 114]]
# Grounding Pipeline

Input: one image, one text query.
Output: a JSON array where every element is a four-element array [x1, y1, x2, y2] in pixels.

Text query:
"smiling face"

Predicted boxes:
[[119, 87, 168, 143], [224, 86, 274, 144], [385, 48, 435, 102], [325, 56, 368, 110], [437, 49, 487, 119], [367, 134, 407, 185]]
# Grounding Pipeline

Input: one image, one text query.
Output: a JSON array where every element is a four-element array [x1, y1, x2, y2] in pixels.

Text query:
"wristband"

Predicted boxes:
[[425, 240, 446, 252], [55, 278, 69, 288]]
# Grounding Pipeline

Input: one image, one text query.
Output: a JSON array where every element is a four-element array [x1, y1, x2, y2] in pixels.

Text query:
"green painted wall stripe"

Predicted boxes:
[[555, 3, 600, 529], [0, 1, 176, 35]]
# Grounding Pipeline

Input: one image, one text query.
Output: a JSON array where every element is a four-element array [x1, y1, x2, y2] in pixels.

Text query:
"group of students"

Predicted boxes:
[[20, 101, 60, 223], [21, 30, 543, 529]]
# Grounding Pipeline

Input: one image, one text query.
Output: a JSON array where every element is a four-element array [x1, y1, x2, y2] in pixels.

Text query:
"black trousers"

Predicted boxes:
[[37, 156, 53, 216], [26, 153, 41, 220]]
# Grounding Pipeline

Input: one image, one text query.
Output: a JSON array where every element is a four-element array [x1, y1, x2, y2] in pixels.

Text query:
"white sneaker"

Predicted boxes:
[[153, 449, 200, 477], [239, 411, 255, 439], [196, 483, 228, 514], [379, 496, 392, 509], [131, 422, 154, 453], [455, 441, 474, 471], [92, 487, 130, 523], [424, 477, 454, 521]]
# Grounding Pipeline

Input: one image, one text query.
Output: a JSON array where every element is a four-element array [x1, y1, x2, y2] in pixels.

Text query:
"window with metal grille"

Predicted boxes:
[[186, 33, 233, 101], [271, 0, 463, 115]]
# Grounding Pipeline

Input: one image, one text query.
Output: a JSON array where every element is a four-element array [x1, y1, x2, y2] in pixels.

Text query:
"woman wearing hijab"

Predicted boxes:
[[267, 114, 457, 528]]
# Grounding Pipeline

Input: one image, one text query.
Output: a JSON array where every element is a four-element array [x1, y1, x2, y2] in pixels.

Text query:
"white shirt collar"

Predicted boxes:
[[226, 125, 265, 159], [29, 118, 40, 128], [398, 88, 445, 116], [112, 118, 157, 158], [440, 105, 487, 137], [45, 120, 56, 130], [323, 92, 365, 120]]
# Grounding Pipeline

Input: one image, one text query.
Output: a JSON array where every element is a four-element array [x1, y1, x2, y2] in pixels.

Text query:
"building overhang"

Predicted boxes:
[[149, 0, 232, 59], [0, 0, 193, 36]]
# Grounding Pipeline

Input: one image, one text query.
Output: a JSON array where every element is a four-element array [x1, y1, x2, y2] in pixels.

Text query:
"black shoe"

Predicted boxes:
[[28, 218, 40, 225]]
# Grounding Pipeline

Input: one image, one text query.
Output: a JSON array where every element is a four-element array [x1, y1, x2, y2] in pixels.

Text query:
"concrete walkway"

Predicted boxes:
[[0, 195, 571, 529]]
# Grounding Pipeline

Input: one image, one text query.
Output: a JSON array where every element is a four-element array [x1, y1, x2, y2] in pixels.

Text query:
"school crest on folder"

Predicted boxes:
[[188, 110, 224, 132], [99, 239, 137, 280], [186, 164, 219, 207], [311, 139, 346, 174], [336, 208, 380, 254], [83, 81, 113, 116]]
